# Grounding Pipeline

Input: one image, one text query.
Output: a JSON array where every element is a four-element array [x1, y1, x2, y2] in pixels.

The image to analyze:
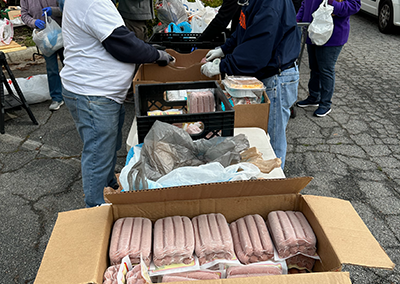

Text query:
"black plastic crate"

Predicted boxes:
[[148, 32, 226, 53], [134, 81, 235, 143]]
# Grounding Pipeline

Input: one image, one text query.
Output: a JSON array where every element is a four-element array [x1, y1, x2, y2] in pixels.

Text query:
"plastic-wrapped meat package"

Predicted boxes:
[[187, 90, 215, 114], [109, 217, 152, 266], [267, 211, 317, 258], [230, 214, 274, 264], [126, 265, 146, 284], [286, 254, 316, 272], [226, 264, 283, 278], [153, 216, 195, 267], [103, 264, 120, 284], [162, 270, 221, 282], [192, 213, 235, 265]]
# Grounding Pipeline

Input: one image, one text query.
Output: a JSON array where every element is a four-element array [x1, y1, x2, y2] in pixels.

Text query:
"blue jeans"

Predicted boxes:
[[262, 65, 299, 169], [44, 48, 64, 102], [62, 88, 125, 207], [307, 44, 343, 109]]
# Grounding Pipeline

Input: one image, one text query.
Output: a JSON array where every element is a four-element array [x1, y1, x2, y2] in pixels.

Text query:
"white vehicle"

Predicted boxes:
[[360, 0, 400, 33]]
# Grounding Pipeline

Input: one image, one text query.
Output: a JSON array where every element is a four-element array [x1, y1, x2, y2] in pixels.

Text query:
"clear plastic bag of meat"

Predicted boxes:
[[225, 261, 286, 278], [109, 217, 153, 266], [120, 121, 251, 191], [126, 264, 148, 284], [187, 89, 215, 113], [103, 264, 121, 284], [161, 270, 222, 282], [153, 216, 195, 267], [230, 214, 275, 264], [286, 254, 316, 272], [267, 211, 317, 259], [192, 213, 237, 267]]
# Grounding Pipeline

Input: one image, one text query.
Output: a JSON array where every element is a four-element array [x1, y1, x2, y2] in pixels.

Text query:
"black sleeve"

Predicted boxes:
[[197, 0, 241, 42], [102, 26, 160, 64]]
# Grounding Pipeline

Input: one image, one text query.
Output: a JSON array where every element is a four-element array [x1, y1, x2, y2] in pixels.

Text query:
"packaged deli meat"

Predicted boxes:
[[192, 213, 235, 265], [162, 270, 221, 282], [187, 90, 215, 114], [153, 216, 195, 267], [103, 264, 120, 284], [286, 254, 316, 272], [230, 214, 274, 264], [226, 263, 283, 278], [109, 217, 153, 266], [267, 211, 317, 259]]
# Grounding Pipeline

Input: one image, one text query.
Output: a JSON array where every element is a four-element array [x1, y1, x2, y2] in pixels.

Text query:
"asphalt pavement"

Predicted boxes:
[[0, 12, 399, 284]]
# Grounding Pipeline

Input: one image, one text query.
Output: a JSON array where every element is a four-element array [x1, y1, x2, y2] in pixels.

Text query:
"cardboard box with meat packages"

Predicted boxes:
[[34, 177, 394, 284]]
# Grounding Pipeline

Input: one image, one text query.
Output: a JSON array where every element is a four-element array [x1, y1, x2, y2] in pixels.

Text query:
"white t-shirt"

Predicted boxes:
[[60, 0, 136, 104]]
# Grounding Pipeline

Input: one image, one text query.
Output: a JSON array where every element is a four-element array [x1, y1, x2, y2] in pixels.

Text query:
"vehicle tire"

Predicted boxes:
[[378, 0, 394, 33]]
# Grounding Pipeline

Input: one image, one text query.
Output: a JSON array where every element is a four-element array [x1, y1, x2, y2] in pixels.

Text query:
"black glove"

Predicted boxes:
[[156, 50, 173, 66]]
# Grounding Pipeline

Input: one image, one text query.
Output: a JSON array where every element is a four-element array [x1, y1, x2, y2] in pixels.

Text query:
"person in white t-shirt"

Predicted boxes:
[[60, 0, 172, 208]]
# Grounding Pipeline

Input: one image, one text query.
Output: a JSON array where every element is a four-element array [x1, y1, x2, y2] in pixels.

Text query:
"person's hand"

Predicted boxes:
[[42, 7, 52, 16], [156, 50, 174, 66], [205, 47, 224, 62], [201, 59, 221, 77], [35, 19, 45, 29]]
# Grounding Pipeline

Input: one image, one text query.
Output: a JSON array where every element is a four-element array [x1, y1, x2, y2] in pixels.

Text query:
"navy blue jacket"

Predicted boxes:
[[220, 0, 300, 79]]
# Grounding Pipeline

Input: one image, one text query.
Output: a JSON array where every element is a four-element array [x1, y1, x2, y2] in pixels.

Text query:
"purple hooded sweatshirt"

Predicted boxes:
[[21, 0, 62, 30], [297, 0, 361, 46]]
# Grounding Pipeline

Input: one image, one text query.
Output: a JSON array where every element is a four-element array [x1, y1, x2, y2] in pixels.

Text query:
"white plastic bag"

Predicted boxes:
[[5, 75, 50, 104], [0, 18, 13, 45], [308, 0, 334, 46], [32, 12, 63, 57], [155, 0, 188, 24], [180, 0, 204, 16]]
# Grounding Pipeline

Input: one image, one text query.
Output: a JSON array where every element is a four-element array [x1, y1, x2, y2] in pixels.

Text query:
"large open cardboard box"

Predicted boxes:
[[132, 49, 220, 94], [34, 178, 394, 284]]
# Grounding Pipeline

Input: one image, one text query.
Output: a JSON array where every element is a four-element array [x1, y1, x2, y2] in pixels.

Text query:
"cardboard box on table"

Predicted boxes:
[[132, 49, 220, 94], [34, 177, 394, 284], [1, 6, 21, 20]]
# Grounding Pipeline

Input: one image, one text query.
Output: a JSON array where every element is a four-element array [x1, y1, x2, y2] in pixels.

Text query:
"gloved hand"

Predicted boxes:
[[205, 47, 224, 62], [156, 50, 174, 66], [35, 19, 45, 29], [201, 59, 221, 77], [42, 7, 52, 16]]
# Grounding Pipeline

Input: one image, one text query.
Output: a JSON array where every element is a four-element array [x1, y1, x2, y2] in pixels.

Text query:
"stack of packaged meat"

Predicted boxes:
[[109, 217, 153, 267], [226, 264, 283, 278], [162, 270, 221, 282], [153, 216, 195, 267], [103, 264, 146, 284], [286, 254, 316, 272], [187, 90, 215, 114], [229, 214, 275, 264], [192, 213, 236, 265], [267, 211, 317, 259]]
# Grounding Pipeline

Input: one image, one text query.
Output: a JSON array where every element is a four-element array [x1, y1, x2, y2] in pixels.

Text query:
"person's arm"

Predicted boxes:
[[296, 1, 305, 22], [198, 0, 240, 41], [20, 0, 36, 29], [330, 0, 361, 17], [102, 25, 160, 63]]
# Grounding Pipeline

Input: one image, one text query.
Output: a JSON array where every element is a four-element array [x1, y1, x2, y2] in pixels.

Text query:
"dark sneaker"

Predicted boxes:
[[296, 97, 319, 108], [314, 107, 331, 117]]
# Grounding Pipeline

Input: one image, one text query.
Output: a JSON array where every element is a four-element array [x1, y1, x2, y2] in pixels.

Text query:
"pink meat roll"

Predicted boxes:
[[109, 217, 152, 266], [226, 264, 283, 278], [286, 254, 316, 271], [162, 270, 220, 282], [267, 211, 317, 258], [192, 213, 235, 265], [103, 264, 120, 284], [153, 216, 195, 267], [230, 214, 274, 264], [126, 265, 145, 284]]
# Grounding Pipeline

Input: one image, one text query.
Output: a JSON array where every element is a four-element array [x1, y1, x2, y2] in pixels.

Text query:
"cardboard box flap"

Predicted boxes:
[[165, 48, 209, 67], [106, 177, 313, 205], [304, 195, 394, 270], [135, 63, 219, 83], [34, 206, 113, 284]]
